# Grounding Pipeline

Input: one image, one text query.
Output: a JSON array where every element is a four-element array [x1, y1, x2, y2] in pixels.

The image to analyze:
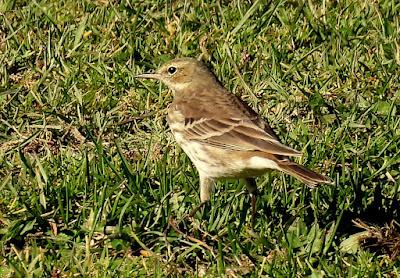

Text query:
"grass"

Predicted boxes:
[[1, 0, 400, 276]]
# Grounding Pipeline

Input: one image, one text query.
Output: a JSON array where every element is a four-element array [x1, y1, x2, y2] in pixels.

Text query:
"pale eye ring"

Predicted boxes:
[[167, 66, 177, 75]]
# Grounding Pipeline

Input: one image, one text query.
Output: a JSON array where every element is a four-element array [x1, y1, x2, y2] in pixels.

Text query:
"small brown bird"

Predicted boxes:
[[136, 57, 332, 222]]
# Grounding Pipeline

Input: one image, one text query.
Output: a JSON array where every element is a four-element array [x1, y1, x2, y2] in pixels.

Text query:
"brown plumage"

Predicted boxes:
[[136, 57, 332, 223]]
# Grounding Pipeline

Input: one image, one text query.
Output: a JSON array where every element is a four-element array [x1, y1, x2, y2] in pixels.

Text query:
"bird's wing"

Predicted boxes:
[[183, 117, 301, 156], [174, 89, 302, 157]]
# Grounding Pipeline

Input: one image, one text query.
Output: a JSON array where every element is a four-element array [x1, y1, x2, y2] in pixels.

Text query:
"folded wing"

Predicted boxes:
[[183, 117, 302, 157], [174, 87, 302, 157]]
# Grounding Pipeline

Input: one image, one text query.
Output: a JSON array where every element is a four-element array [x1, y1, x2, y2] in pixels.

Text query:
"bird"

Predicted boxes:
[[136, 57, 332, 224]]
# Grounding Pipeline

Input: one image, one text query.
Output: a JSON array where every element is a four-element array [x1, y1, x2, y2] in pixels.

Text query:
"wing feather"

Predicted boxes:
[[184, 118, 301, 156]]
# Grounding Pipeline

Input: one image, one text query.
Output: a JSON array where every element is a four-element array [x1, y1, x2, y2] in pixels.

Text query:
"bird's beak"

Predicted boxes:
[[135, 73, 162, 80]]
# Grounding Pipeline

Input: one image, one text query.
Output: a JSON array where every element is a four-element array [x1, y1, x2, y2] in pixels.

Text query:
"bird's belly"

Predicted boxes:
[[170, 129, 276, 179]]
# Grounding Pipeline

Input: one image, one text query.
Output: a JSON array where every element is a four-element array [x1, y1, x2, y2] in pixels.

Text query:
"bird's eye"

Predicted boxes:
[[167, 66, 177, 75]]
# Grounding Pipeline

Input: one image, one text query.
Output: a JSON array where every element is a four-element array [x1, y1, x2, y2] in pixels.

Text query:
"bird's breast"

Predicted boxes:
[[167, 107, 186, 143]]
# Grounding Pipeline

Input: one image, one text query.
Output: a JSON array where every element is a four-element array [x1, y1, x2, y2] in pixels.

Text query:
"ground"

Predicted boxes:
[[1, 0, 400, 276]]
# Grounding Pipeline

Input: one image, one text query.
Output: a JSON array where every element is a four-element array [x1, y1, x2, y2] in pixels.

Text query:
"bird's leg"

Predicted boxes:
[[189, 176, 214, 218], [245, 178, 258, 227]]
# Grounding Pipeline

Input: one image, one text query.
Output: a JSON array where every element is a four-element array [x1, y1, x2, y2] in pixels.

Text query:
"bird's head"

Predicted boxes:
[[136, 57, 216, 93]]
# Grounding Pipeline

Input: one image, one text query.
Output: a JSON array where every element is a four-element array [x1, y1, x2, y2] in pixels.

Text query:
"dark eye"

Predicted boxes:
[[167, 66, 177, 75]]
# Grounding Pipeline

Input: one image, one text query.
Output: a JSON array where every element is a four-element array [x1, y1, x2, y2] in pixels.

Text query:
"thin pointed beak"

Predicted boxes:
[[135, 73, 162, 80]]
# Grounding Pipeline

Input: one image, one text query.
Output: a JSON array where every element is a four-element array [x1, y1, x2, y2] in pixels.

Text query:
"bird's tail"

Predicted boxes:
[[278, 161, 333, 188]]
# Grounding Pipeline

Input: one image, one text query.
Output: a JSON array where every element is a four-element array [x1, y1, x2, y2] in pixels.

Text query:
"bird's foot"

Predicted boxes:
[[188, 201, 209, 218], [165, 201, 210, 236]]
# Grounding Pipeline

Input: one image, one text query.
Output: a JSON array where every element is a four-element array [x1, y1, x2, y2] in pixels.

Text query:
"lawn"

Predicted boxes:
[[1, 0, 400, 276]]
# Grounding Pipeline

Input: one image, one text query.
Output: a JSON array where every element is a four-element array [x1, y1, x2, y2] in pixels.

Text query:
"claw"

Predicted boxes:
[[189, 201, 208, 218]]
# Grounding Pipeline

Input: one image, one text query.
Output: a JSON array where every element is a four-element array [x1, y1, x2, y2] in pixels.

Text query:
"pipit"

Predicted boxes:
[[136, 57, 332, 223]]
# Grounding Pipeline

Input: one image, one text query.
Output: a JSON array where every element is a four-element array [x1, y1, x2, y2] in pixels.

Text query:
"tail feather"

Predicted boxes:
[[278, 161, 333, 187]]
